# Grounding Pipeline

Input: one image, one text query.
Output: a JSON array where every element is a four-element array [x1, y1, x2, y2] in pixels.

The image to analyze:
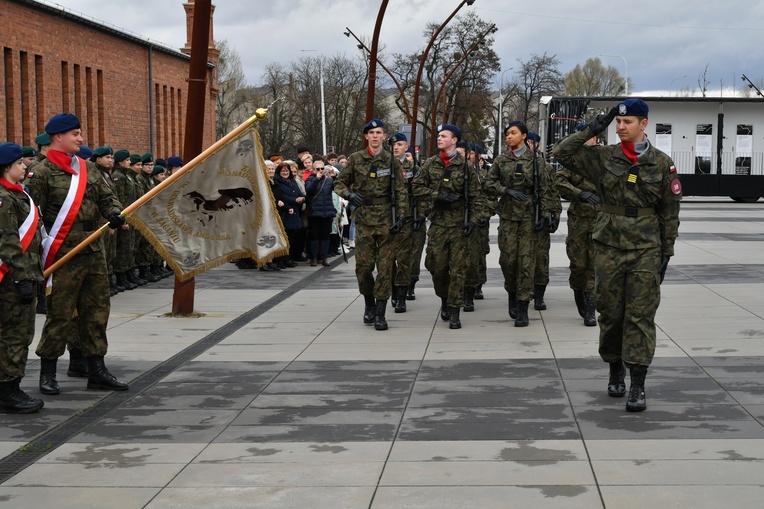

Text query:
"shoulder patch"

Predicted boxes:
[[669, 165, 676, 173], [671, 178, 682, 195]]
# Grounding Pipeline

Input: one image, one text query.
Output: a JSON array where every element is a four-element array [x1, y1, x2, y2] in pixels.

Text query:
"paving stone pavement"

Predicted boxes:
[[1, 199, 764, 508]]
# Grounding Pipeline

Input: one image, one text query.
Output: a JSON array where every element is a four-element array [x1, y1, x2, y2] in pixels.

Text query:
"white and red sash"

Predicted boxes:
[[0, 191, 40, 283], [40, 154, 88, 282]]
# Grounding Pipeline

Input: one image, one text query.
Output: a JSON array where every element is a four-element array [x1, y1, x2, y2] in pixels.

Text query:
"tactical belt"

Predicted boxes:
[[45, 221, 98, 232], [364, 196, 392, 205], [601, 204, 655, 217], [434, 198, 465, 211]]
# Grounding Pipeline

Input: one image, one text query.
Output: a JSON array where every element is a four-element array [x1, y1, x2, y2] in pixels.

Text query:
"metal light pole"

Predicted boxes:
[[600, 53, 628, 96], [301, 49, 327, 154], [669, 74, 687, 96], [410, 0, 476, 156], [497, 67, 513, 155], [365, 0, 390, 124]]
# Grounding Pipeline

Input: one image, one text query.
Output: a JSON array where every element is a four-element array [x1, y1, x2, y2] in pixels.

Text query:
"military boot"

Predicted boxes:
[[140, 265, 160, 283], [440, 297, 451, 321], [35, 284, 47, 314], [117, 272, 136, 291], [626, 366, 648, 412], [406, 281, 416, 300], [86, 356, 129, 391], [363, 295, 376, 324], [108, 274, 118, 297], [514, 301, 530, 327], [449, 307, 462, 329], [508, 292, 518, 319], [126, 268, 146, 287], [374, 300, 388, 331], [607, 360, 626, 397], [533, 284, 547, 310], [394, 287, 407, 313], [573, 289, 585, 318], [583, 293, 597, 327], [39, 358, 60, 395], [0, 380, 44, 414], [67, 348, 89, 378], [474, 284, 484, 300], [463, 286, 476, 312]]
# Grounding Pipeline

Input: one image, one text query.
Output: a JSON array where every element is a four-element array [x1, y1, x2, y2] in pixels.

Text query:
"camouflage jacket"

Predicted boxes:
[[553, 126, 681, 255], [27, 158, 122, 256], [484, 147, 557, 222], [333, 147, 410, 227], [555, 165, 600, 218], [136, 172, 154, 196], [0, 186, 43, 282], [411, 151, 480, 228], [111, 167, 140, 207]]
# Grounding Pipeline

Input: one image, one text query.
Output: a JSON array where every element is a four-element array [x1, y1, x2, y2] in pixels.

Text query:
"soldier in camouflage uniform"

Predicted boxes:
[[333, 119, 410, 331], [25, 133, 51, 315], [388, 133, 415, 313], [111, 150, 140, 291], [412, 124, 480, 329], [555, 123, 600, 326], [406, 147, 427, 302], [0, 143, 45, 413], [28, 113, 129, 395], [134, 153, 159, 283], [553, 98, 681, 412], [91, 147, 118, 297]]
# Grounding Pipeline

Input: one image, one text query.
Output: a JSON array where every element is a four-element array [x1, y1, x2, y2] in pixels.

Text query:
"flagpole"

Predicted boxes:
[[42, 109, 267, 278]]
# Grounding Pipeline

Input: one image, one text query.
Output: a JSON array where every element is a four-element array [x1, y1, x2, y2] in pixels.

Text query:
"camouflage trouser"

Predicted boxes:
[[135, 231, 152, 267], [355, 222, 395, 300], [425, 224, 468, 308], [534, 228, 551, 286], [103, 226, 116, 274], [0, 279, 36, 381], [408, 222, 427, 284], [465, 223, 490, 288], [391, 224, 413, 287], [566, 213, 596, 292], [497, 219, 537, 302], [36, 251, 111, 359], [595, 242, 661, 367], [114, 226, 135, 273]]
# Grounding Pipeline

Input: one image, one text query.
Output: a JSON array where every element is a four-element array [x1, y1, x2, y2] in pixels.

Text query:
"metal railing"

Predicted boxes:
[[669, 151, 764, 176]]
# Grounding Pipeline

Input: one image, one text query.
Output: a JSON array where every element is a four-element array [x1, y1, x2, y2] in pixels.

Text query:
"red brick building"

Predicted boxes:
[[0, 0, 218, 157]]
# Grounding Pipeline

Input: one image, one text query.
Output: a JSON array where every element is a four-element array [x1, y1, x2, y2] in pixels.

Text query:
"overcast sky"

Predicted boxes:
[[50, 0, 764, 96]]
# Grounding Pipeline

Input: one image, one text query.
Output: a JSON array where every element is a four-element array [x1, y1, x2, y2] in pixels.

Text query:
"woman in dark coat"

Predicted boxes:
[[274, 163, 306, 265], [304, 159, 337, 266]]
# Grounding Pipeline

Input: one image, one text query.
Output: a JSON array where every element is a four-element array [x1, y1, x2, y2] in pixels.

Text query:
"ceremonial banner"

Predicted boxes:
[[130, 127, 288, 281]]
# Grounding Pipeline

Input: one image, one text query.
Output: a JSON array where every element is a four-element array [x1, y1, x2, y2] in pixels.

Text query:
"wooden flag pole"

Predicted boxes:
[[42, 109, 267, 278]]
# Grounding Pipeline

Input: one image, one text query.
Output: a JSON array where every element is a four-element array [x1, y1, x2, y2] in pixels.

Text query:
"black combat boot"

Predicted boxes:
[[573, 289, 585, 318], [514, 300, 530, 327], [508, 292, 518, 319], [374, 300, 388, 331], [117, 272, 136, 291], [583, 293, 597, 327], [39, 358, 60, 395], [406, 281, 416, 300], [363, 295, 376, 324], [126, 268, 146, 287], [607, 360, 626, 397], [0, 380, 44, 414], [626, 366, 648, 412], [394, 287, 407, 313], [533, 284, 547, 310], [449, 307, 461, 329], [440, 297, 451, 321], [140, 265, 160, 283], [67, 348, 89, 378], [86, 356, 129, 391], [463, 286, 476, 312], [35, 284, 47, 314], [474, 284, 484, 300], [108, 274, 118, 297], [161, 264, 174, 278]]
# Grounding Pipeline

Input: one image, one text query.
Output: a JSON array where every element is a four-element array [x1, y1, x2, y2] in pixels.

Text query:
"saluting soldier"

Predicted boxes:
[[0, 143, 45, 413], [411, 124, 480, 329], [555, 122, 600, 326], [484, 121, 557, 327], [28, 113, 129, 395], [553, 98, 682, 412], [333, 119, 409, 331]]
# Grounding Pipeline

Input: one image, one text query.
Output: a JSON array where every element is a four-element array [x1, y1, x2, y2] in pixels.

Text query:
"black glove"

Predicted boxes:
[[534, 216, 547, 231], [579, 191, 601, 205], [412, 217, 425, 231], [658, 255, 670, 284], [477, 217, 489, 228], [548, 215, 560, 233], [107, 211, 125, 229], [345, 191, 365, 208], [588, 106, 618, 137], [463, 221, 475, 237], [506, 188, 527, 202], [389, 217, 406, 234], [435, 192, 460, 204], [16, 279, 35, 305]]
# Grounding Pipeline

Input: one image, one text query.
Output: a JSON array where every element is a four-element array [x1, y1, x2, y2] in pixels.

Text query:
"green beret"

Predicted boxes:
[[114, 149, 130, 163], [35, 132, 50, 147], [21, 146, 37, 157], [92, 146, 113, 158], [129, 154, 142, 165], [141, 152, 154, 164], [151, 164, 166, 176]]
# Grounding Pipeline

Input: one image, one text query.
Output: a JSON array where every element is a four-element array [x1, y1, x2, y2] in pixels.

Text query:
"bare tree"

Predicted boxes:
[[215, 39, 250, 139], [698, 64, 710, 98], [512, 53, 564, 129], [564, 57, 626, 96]]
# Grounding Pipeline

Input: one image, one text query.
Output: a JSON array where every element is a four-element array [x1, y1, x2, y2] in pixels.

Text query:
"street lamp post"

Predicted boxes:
[[301, 49, 327, 154], [497, 67, 513, 155], [669, 74, 687, 96], [600, 53, 628, 96], [365, 0, 390, 124]]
